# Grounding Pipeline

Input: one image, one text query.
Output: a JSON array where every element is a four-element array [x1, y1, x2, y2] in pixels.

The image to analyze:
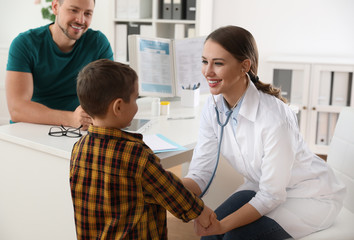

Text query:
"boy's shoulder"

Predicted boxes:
[[73, 127, 158, 162], [71, 131, 160, 175]]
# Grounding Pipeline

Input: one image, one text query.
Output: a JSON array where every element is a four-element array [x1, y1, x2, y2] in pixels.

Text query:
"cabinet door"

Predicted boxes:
[[309, 64, 354, 154], [269, 63, 311, 139]]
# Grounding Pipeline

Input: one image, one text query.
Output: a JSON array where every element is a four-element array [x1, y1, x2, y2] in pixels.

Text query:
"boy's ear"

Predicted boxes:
[[112, 98, 123, 117]]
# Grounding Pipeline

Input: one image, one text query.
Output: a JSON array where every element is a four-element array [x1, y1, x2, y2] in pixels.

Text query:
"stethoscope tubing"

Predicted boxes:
[[199, 103, 233, 198], [199, 78, 248, 198]]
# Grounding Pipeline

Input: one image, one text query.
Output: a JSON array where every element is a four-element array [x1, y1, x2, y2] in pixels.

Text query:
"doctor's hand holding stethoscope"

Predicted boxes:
[[182, 26, 344, 240]]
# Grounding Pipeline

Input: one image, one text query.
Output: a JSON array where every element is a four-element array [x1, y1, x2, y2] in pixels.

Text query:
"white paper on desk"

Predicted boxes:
[[143, 133, 189, 154], [143, 134, 178, 152]]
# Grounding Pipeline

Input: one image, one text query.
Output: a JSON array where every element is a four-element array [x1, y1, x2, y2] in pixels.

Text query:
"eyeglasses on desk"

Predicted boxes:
[[48, 125, 82, 138]]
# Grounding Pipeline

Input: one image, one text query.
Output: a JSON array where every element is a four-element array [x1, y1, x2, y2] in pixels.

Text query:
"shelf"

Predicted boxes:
[[114, 18, 154, 23], [155, 19, 196, 24], [113, 0, 202, 63], [268, 56, 354, 155], [114, 18, 196, 24]]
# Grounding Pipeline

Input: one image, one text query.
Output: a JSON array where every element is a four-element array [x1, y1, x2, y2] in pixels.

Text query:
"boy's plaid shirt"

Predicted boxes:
[[70, 125, 204, 239]]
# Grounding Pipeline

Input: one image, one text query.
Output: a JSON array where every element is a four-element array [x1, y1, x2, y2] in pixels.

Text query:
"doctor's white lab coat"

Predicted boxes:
[[185, 80, 346, 239]]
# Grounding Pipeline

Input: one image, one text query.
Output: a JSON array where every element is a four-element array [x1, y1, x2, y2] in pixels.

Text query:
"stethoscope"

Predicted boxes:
[[199, 79, 249, 198], [199, 95, 240, 198]]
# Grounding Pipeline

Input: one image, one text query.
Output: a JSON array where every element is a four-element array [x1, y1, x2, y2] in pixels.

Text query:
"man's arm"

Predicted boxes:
[[6, 71, 92, 129]]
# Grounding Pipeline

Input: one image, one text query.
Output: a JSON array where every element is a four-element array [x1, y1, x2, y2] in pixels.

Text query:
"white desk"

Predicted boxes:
[[0, 97, 206, 240]]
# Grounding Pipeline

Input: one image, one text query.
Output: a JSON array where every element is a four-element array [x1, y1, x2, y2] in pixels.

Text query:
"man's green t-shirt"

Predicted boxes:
[[7, 24, 114, 111]]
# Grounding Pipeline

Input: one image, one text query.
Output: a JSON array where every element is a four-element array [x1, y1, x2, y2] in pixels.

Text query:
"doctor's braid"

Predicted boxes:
[[248, 70, 287, 104]]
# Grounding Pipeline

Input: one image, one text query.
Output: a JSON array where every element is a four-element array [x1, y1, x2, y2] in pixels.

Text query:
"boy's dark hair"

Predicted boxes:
[[77, 59, 138, 118]]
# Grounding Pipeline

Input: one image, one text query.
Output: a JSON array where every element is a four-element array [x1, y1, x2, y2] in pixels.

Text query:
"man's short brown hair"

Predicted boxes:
[[59, 0, 95, 4], [77, 59, 138, 118]]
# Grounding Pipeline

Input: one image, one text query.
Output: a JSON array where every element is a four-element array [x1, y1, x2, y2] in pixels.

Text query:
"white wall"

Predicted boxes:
[[1, 0, 354, 122], [211, 0, 354, 82]]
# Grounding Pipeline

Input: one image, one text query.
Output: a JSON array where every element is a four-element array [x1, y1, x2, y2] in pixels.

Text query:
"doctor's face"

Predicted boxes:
[[53, 0, 94, 41], [202, 40, 246, 97]]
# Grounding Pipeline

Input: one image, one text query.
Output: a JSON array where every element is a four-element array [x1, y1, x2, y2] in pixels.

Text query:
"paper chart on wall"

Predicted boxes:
[[174, 36, 208, 95], [138, 38, 174, 95]]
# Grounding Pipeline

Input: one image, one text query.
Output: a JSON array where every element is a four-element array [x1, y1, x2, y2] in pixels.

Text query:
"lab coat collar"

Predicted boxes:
[[238, 79, 260, 123], [221, 92, 244, 118], [212, 78, 260, 123]]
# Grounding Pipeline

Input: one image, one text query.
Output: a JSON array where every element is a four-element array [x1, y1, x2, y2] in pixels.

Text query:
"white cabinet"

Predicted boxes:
[[268, 56, 354, 155], [113, 0, 212, 63]]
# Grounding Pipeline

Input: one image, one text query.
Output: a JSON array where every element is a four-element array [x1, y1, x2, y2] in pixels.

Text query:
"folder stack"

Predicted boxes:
[[172, 0, 186, 20], [161, 0, 196, 20], [186, 0, 196, 20], [162, 0, 173, 19]]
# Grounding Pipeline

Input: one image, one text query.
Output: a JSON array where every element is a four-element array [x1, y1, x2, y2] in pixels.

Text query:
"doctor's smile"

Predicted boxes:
[[207, 79, 222, 87]]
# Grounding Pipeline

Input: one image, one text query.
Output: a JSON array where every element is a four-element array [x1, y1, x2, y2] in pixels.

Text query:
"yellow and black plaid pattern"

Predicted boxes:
[[70, 125, 204, 239]]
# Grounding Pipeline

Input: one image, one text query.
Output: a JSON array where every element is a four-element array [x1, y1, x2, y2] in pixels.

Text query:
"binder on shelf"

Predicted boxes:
[[128, 22, 140, 36], [128, 35, 208, 97], [331, 72, 349, 106], [172, 0, 186, 20], [186, 0, 196, 20], [317, 71, 331, 105], [162, 0, 173, 19], [115, 24, 128, 63]]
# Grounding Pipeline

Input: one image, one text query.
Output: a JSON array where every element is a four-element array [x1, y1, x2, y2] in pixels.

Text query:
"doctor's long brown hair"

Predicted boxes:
[[205, 25, 287, 103]]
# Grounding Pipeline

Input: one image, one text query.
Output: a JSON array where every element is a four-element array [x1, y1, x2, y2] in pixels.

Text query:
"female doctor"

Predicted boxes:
[[182, 25, 346, 239]]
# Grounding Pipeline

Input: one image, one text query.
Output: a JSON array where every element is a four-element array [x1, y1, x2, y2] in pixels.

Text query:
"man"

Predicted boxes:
[[6, 0, 113, 129]]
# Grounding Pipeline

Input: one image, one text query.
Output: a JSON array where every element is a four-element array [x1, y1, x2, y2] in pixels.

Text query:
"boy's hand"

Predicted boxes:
[[195, 205, 216, 228], [194, 214, 222, 236]]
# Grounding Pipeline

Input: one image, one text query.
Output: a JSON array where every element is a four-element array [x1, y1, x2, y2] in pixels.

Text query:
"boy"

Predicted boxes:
[[70, 59, 215, 239]]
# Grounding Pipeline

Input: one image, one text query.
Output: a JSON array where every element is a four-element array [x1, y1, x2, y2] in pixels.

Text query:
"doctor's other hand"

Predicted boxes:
[[72, 105, 92, 130], [194, 213, 222, 236], [195, 205, 216, 229]]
